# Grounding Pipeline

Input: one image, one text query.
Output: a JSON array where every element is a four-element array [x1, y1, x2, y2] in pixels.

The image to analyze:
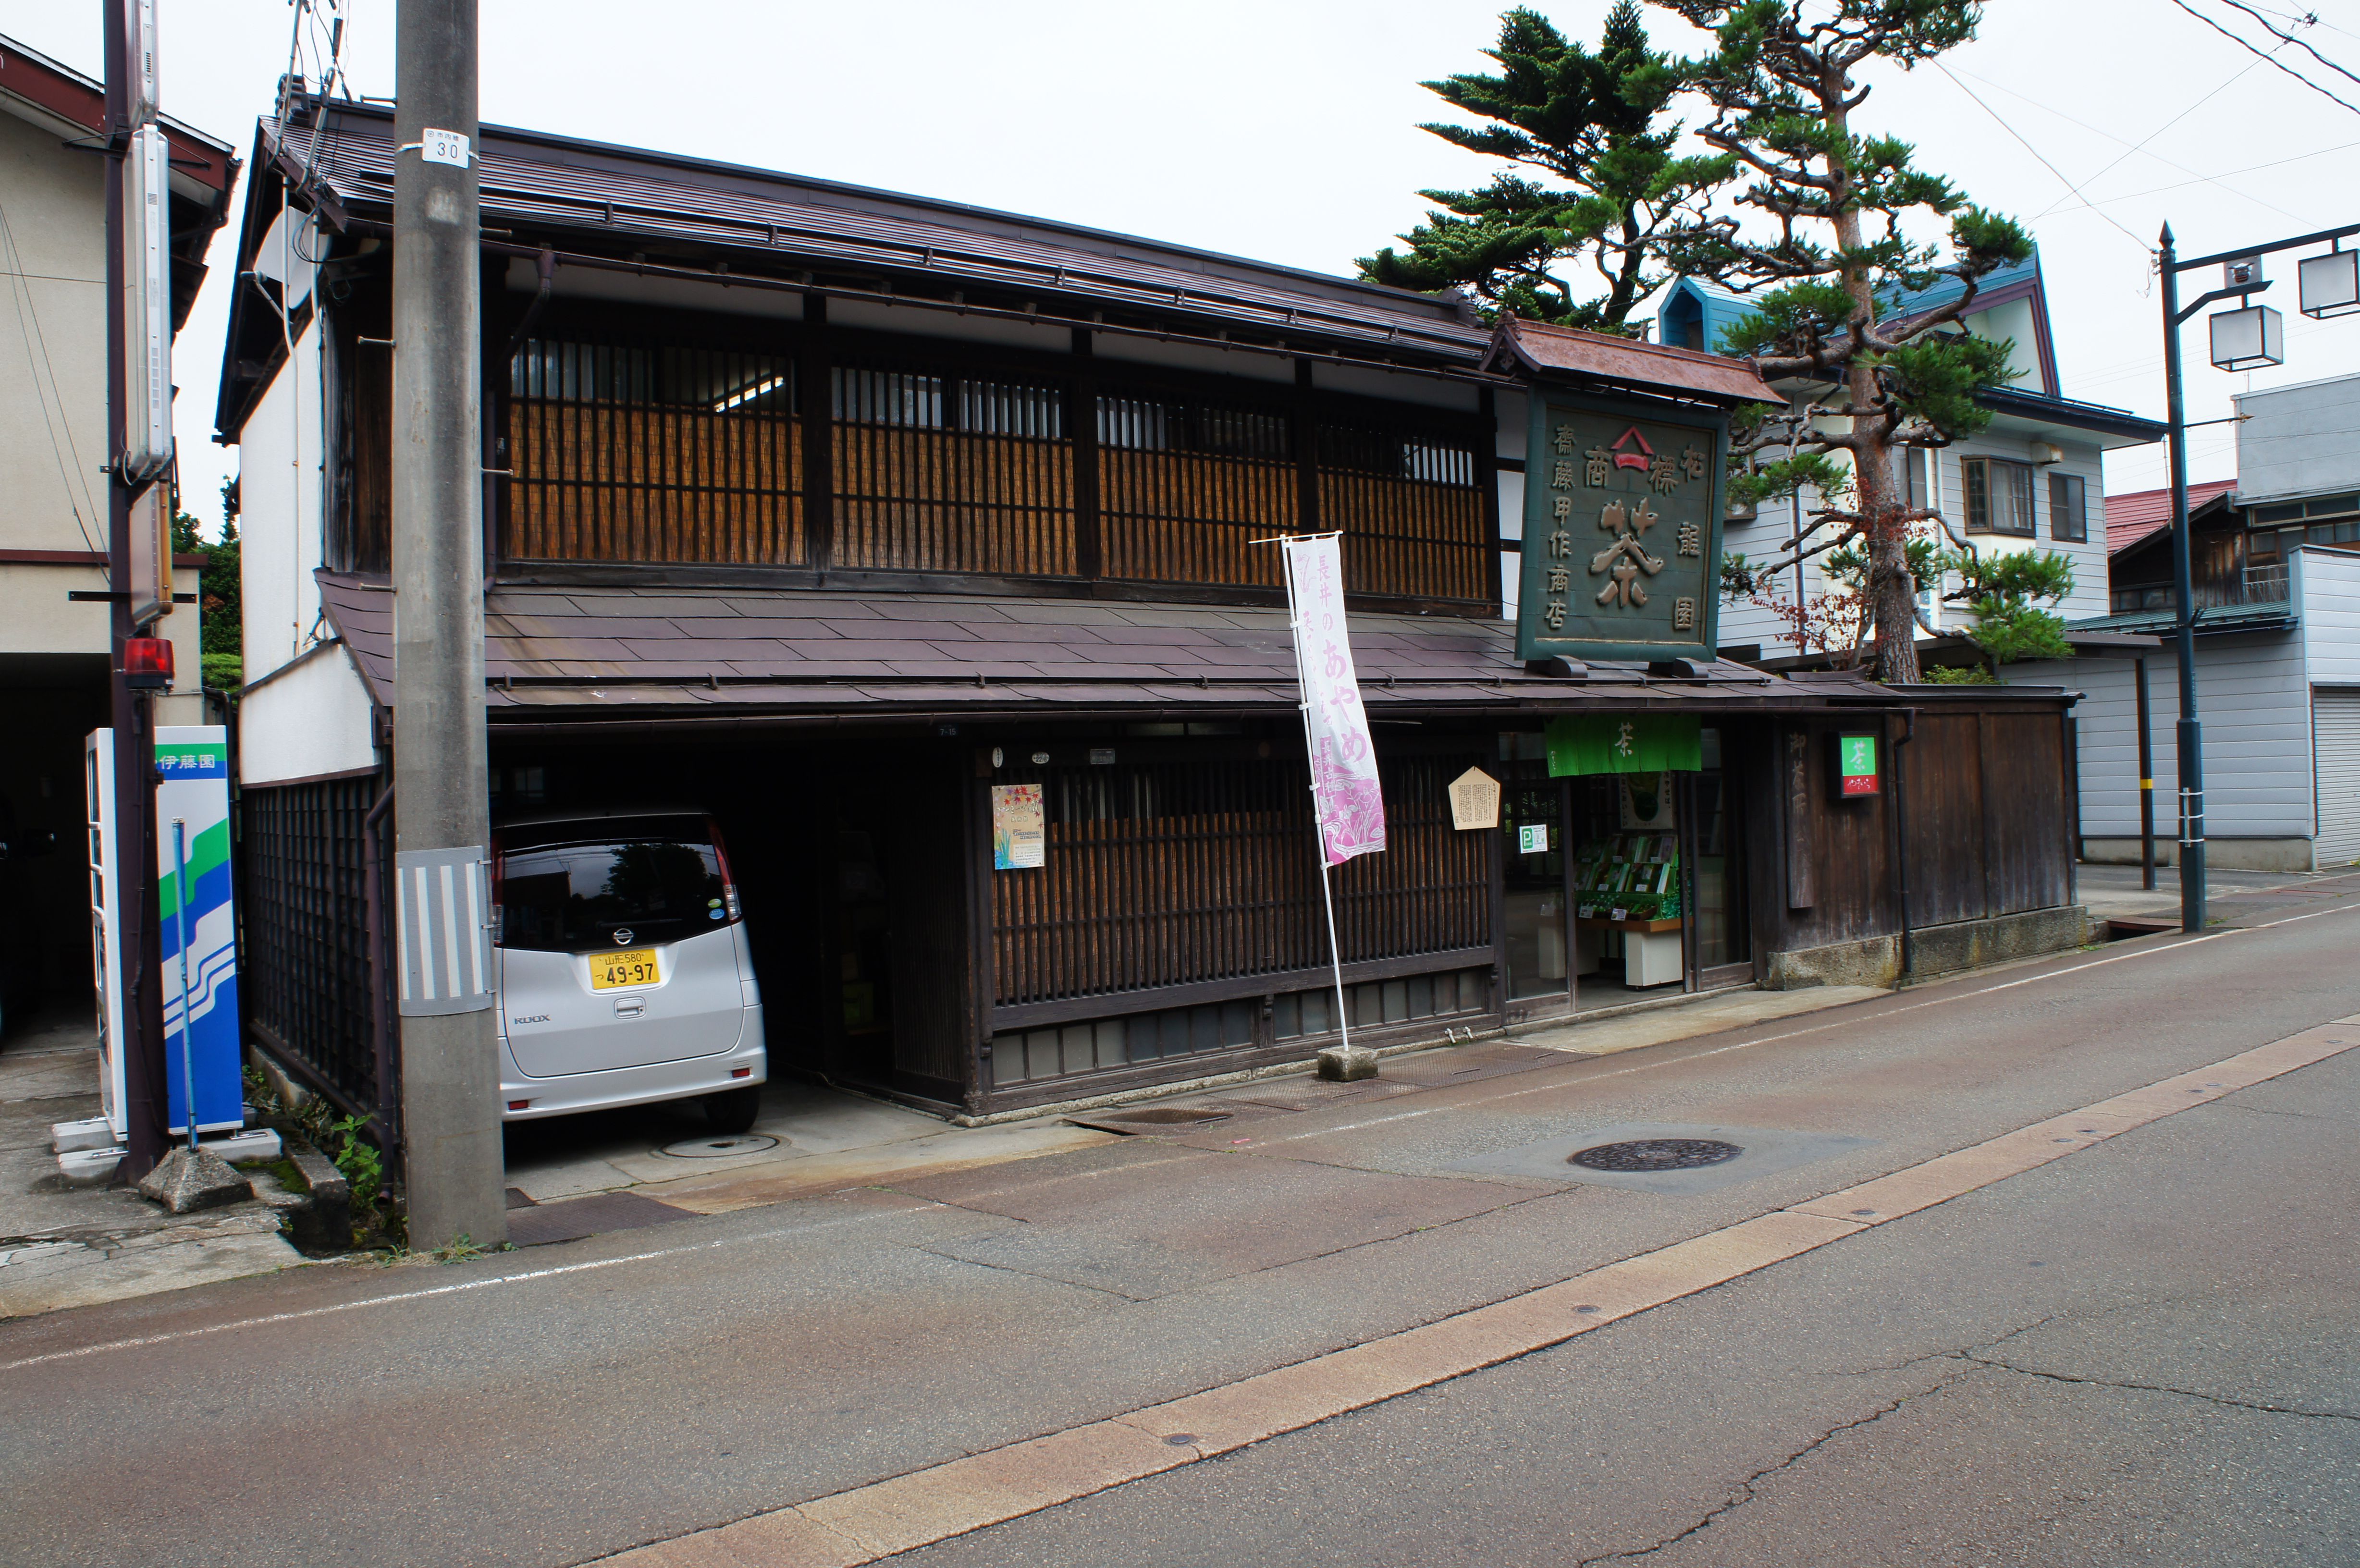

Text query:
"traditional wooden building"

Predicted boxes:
[[216, 99, 2088, 1141]]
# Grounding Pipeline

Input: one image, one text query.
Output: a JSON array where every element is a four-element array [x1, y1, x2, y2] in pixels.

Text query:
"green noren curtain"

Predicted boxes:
[[1546, 713, 1703, 777]]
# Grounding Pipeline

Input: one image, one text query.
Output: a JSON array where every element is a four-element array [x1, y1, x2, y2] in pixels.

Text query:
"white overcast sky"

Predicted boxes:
[[7, 0, 2359, 537]]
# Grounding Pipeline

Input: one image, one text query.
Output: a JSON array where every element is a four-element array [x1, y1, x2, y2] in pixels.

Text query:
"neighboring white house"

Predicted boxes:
[[0, 37, 233, 1001], [2018, 372, 2360, 872], [1645, 254, 2163, 658]]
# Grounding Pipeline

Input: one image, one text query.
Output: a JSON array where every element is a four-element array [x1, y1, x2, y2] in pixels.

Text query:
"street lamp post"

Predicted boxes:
[[2155, 220, 2360, 935]]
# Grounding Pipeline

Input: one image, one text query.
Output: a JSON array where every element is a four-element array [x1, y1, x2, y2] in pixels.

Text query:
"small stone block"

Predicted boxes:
[[56, 1146, 124, 1186], [136, 1147, 255, 1214], [51, 1116, 116, 1154], [1317, 1045, 1380, 1083]]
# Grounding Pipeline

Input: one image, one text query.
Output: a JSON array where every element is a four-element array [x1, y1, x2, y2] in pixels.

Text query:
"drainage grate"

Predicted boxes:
[[1066, 1107, 1233, 1135], [1570, 1138, 1743, 1172]]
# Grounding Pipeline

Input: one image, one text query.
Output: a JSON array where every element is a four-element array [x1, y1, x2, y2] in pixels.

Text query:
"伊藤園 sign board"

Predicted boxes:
[[1517, 397, 1727, 663]]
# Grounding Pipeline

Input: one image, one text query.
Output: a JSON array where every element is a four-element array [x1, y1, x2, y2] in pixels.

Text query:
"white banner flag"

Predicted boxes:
[[1280, 535, 1386, 866]]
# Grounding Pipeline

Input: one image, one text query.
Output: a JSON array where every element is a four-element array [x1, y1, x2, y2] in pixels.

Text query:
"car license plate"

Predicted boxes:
[[590, 948, 660, 991]]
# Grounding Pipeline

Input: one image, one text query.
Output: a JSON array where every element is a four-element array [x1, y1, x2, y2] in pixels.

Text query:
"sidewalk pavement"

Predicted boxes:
[[0, 1002, 301, 1321]]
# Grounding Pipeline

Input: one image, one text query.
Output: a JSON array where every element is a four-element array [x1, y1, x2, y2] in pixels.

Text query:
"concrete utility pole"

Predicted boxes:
[[104, 0, 169, 1177], [392, 0, 504, 1249]]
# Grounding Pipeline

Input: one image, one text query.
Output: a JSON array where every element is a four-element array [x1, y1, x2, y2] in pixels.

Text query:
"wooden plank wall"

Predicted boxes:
[[990, 753, 1488, 1009], [1756, 710, 2076, 960]]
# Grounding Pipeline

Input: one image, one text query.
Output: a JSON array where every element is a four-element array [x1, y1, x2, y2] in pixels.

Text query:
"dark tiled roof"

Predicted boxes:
[[263, 105, 1487, 365], [315, 574, 1903, 723]]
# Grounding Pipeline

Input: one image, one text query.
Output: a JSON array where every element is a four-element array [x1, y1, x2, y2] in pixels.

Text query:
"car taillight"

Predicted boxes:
[[508, 1100, 530, 1111], [709, 819, 743, 921]]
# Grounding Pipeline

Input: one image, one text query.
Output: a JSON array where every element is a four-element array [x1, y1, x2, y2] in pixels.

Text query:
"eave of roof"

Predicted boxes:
[[1487, 316, 1774, 408], [257, 101, 1485, 365], [2066, 602, 2297, 637], [310, 574, 1974, 725], [1973, 384, 2165, 443]]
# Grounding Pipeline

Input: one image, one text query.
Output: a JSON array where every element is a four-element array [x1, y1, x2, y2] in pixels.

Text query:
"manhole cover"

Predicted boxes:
[[1570, 1138, 1743, 1172], [659, 1133, 780, 1159]]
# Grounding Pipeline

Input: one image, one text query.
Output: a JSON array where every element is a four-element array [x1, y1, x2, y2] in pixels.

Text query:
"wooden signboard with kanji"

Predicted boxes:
[[1516, 398, 1727, 663]]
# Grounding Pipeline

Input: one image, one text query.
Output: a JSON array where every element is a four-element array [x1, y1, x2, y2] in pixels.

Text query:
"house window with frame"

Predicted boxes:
[[1895, 447, 1930, 513], [1963, 455, 2035, 536], [2048, 471, 2087, 543]]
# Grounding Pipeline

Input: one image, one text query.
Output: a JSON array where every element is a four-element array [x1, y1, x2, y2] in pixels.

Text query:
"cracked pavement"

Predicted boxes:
[[7, 906, 2360, 1567]]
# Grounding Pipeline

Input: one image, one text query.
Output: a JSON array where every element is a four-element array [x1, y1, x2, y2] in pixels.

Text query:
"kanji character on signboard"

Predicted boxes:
[[1673, 596, 1696, 630], [1677, 522, 1701, 558]]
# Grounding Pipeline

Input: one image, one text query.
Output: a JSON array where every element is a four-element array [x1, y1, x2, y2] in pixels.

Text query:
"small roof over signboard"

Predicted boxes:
[[1485, 317, 1775, 409]]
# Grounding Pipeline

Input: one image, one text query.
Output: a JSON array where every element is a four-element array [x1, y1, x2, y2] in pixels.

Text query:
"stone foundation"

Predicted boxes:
[[1764, 905, 2094, 991]]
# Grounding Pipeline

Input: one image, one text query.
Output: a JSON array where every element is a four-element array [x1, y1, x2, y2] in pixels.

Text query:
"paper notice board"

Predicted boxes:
[[991, 783, 1045, 870]]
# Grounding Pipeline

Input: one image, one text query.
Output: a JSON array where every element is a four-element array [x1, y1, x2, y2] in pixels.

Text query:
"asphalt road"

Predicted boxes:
[[6, 889, 2358, 1568]]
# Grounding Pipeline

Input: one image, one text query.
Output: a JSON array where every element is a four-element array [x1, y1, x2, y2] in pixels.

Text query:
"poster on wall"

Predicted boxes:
[[1517, 401, 1726, 663], [991, 783, 1045, 870]]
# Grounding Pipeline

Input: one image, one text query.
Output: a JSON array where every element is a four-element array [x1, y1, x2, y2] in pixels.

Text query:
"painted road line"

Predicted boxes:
[[592, 1014, 2360, 1568]]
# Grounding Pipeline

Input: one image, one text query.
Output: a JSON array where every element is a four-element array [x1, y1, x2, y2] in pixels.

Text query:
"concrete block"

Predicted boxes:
[[208, 1128, 283, 1163], [136, 1147, 254, 1215], [56, 1146, 124, 1186], [50, 1116, 116, 1153], [1316, 1045, 1380, 1082]]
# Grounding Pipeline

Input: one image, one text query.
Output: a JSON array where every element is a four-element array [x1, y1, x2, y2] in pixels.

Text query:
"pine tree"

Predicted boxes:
[[1659, 0, 2034, 684], [1358, 3, 1725, 331]]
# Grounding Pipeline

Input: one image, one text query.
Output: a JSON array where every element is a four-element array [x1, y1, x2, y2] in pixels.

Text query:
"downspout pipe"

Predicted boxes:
[[501, 246, 556, 367], [1893, 708, 1917, 982]]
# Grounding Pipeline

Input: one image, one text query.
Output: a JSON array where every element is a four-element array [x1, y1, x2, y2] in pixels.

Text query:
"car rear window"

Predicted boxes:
[[496, 817, 730, 953]]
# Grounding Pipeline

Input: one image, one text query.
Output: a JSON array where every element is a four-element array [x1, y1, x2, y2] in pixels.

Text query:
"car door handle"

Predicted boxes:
[[614, 996, 646, 1018]]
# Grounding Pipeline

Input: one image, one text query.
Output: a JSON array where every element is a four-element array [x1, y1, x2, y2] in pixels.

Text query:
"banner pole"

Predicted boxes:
[[1277, 538, 1353, 1052]]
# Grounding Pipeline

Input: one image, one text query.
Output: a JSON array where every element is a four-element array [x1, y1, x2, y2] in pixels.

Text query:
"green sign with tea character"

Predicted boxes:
[[1517, 399, 1726, 663]]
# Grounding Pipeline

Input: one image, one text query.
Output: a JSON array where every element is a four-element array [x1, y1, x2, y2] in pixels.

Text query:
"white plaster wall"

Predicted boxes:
[[0, 110, 107, 559], [236, 315, 328, 685], [510, 254, 805, 322], [830, 296, 1072, 353], [1091, 333, 1292, 383], [2020, 630, 2315, 841], [238, 641, 377, 785], [2235, 374, 2360, 507], [1965, 298, 2047, 393], [1310, 361, 1479, 411]]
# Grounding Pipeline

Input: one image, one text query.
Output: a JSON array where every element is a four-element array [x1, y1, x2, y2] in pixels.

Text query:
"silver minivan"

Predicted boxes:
[[492, 809, 767, 1133]]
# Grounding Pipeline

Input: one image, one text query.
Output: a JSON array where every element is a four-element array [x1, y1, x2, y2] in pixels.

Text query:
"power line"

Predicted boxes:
[[1930, 61, 2153, 251], [2162, 0, 2360, 116], [2028, 48, 2282, 221], [1944, 63, 2301, 222], [2212, 0, 2360, 86]]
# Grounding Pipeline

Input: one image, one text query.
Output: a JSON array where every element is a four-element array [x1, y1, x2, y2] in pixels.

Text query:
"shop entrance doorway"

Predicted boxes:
[[1500, 724, 1751, 1018]]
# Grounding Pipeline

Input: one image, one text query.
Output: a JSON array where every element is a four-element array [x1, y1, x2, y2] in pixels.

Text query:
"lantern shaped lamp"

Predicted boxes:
[[2299, 247, 2360, 320], [2210, 304, 2284, 372]]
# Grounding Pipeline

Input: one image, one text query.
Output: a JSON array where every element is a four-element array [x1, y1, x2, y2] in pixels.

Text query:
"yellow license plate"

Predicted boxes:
[[590, 948, 661, 990]]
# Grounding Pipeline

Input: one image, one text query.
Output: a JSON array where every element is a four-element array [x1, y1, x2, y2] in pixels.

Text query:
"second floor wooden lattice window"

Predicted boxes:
[[1097, 392, 1296, 588], [830, 363, 1078, 576], [490, 323, 1496, 608], [1316, 420, 1487, 601], [504, 339, 804, 564]]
